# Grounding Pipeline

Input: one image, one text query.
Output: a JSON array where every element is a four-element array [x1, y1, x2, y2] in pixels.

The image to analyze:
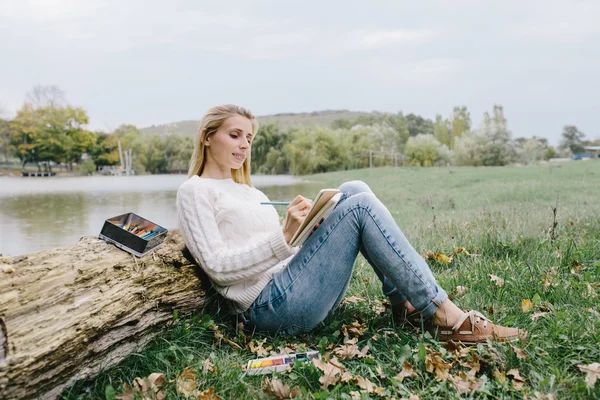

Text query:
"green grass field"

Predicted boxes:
[[65, 162, 600, 399]]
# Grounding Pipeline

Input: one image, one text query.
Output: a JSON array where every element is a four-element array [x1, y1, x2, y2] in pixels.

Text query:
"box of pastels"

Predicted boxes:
[[99, 212, 168, 257]]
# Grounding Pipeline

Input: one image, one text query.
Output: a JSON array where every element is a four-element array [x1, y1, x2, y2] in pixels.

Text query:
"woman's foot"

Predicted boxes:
[[431, 310, 527, 344], [391, 301, 417, 325], [393, 300, 527, 343]]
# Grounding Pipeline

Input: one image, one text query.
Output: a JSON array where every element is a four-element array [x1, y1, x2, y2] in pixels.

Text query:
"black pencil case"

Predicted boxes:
[[99, 212, 168, 257]]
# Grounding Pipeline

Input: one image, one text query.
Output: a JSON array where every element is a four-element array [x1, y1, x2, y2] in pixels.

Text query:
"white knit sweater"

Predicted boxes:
[[176, 176, 297, 312]]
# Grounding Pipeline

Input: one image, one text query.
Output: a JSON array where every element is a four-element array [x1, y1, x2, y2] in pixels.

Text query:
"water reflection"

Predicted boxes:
[[0, 175, 322, 256]]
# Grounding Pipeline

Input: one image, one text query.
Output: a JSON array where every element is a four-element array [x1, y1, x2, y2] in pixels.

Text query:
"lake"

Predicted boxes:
[[0, 174, 323, 256]]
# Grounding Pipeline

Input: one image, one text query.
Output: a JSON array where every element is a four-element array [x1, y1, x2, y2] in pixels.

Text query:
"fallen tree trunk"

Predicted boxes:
[[0, 231, 206, 400]]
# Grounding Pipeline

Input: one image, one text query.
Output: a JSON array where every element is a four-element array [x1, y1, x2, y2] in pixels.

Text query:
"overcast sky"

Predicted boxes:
[[1, 0, 598, 145]]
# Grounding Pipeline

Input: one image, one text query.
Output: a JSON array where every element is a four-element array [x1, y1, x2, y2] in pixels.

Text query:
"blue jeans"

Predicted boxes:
[[240, 181, 448, 335]]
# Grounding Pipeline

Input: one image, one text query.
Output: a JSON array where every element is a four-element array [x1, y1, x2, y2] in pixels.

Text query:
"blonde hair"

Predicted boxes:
[[188, 104, 259, 186]]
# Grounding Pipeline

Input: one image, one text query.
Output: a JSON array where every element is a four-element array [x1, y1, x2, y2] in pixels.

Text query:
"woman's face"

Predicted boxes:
[[204, 115, 253, 176]]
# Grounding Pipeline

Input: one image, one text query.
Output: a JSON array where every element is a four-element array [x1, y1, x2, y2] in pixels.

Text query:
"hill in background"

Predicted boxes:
[[139, 110, 385, 136]]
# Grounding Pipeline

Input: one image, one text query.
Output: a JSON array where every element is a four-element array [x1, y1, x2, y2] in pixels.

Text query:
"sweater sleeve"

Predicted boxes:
[[177, 183, 295, 286]]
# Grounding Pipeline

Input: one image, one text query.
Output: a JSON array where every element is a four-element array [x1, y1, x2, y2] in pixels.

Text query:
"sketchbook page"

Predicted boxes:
[[291, 192, 342, 247], [289, 188, 340, 245]]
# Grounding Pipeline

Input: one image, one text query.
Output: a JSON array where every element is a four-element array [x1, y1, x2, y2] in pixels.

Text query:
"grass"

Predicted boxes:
[[64, 162, 600, 399]]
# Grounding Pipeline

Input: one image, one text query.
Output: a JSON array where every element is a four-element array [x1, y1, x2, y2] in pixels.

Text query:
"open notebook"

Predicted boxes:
[[289, 189, 342, 247]]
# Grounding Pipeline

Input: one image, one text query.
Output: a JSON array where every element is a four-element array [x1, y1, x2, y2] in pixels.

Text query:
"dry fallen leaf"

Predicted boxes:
[[521, 299, 533, 313], [531, 311, 550, 321], [341, 321, 368, 338], [394, 360, 417, 382], [510, 344, 527, 360], [370, 300, 387, 315], [507, 368, 526, 390], [457, 353, 480, 376], [349, 391, 361, 400], [452, 247, 477, 257], [176, 367, 199, 398], [455, 286, 467, 296], [493, 369, 506, 384], [202, 358, 216, 374], [586, 283, 598, 299], [223, 337, 243, 350], [354, 376, 375, 392], [341, 295, 365, 305], [577, 363, 600, 387], [270, 345, 298, 356], [116, 383, 133, 400], [146, 373, 166, 400], [263, 377, 302, 399], [333, 344, 370, 360], [120, 373, 166, 400], [488, 274, 505, 287], [313, 357, 344, 389], [198, 387, 222, 400], [426, 349, 452, 381], [435, 253, 453, 264], [341, 371, 354, 383], [449, 371, 483, 394], [248, 338, 273, 357]]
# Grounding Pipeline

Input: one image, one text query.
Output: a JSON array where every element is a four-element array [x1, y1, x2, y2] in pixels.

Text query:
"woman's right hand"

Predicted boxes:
[[282, 195, 313, 244]]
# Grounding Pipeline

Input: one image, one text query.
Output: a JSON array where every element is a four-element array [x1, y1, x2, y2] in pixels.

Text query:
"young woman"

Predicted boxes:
[[176, 104, 526, 343]]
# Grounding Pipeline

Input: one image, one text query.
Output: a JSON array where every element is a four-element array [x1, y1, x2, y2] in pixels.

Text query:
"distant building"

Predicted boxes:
[[583, 146, 600, 159]]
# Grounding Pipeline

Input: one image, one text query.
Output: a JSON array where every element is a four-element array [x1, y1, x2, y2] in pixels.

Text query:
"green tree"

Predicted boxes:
[[480, 105, 515, 166], [453, 131, 486, 166], [140, 135, 169, 174], [112, 124, 146, 173], [330, 118, 353, 130], [449, 106, 471, 149], [406, 114, 434, 137], [392, 113, 410, 152], [544, 146, 558, 161], [90, 132, 120, 166], [433, 114, 450, 147], [9, 103, 42, 169], [164, 134, 193, 173], [405, 134, 452, 166], [0, 117, 11, 163], [251, 122, 286, 173], [559, 125, 585, 154], [285, 127, 348, 175]]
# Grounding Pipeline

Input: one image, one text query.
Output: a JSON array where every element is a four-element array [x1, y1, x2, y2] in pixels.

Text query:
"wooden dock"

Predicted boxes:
[[21, 171, 57, 177]]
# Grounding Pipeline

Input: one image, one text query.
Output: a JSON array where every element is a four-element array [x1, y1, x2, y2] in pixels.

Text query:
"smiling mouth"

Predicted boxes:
[[233, 153, 245, 162]]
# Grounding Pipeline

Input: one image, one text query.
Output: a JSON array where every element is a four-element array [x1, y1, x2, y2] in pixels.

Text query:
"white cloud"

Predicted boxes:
[[0, 0, 598, 144], [350, 28, 437, 50]]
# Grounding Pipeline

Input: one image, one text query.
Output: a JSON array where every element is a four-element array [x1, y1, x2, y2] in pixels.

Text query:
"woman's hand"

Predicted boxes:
[[282, 195, 313, 244]]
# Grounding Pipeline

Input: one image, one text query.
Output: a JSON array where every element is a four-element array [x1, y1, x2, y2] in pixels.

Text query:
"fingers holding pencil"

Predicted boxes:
[[281, 195, 312, 244]]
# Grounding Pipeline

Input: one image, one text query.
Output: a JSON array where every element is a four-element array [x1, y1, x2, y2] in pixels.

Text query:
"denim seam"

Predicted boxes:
[[252, 201, 434, 310]]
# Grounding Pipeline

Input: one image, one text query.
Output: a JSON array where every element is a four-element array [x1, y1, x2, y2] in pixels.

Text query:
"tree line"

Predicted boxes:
[[0, 85, 193, 175], [251, 105, 597, 174], [1, 85, 597, 176]]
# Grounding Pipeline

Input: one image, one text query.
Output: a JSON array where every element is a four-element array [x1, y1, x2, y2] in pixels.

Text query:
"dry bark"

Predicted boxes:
[[0, 231, 206, 400]]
